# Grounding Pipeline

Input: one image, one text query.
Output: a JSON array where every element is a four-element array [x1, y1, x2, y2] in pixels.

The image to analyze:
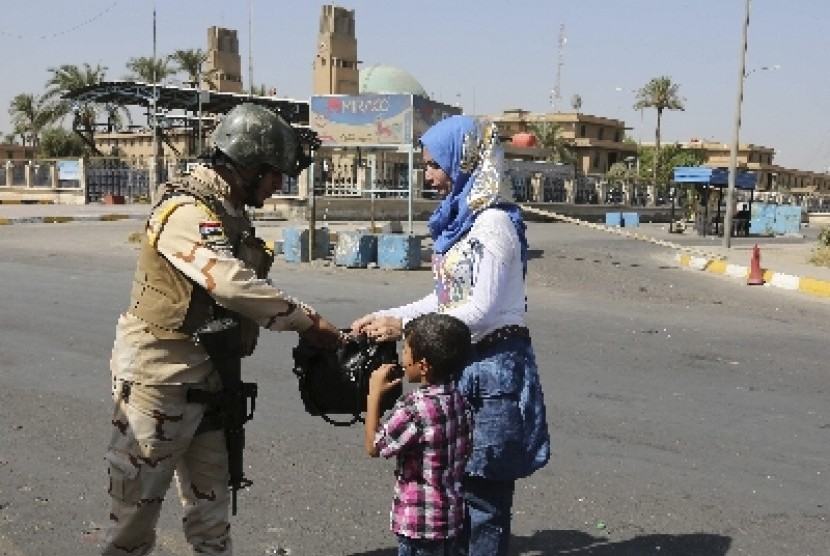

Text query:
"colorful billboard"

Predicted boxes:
[[311, 94, 461, 147]]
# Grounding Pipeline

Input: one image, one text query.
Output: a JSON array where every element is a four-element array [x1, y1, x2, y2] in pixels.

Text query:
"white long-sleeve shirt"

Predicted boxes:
[[375, 209, 526, 343]]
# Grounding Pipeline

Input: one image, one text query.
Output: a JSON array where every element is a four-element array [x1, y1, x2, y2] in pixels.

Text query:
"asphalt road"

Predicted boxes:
[[0, 220, 827, 556]]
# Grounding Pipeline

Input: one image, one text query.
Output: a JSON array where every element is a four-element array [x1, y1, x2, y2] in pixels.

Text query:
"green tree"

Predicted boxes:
[[529, 121, 575, 165], [39, 127, 86, 157], [169, 48, 217, 88], [637, 143, 704, 194], [634, 76, 685, 187], [8, 93, 58, 152], [607, 161, 636, 184], [44, 63, 109, 150], [124, 56, 174, 83]]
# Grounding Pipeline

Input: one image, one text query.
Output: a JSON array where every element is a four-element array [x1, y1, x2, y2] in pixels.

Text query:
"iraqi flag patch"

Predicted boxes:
[[199, 221, 224, 240]]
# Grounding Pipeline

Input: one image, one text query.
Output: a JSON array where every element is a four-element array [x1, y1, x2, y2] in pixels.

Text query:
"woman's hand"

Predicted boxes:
[[352, 315, 403, 343]]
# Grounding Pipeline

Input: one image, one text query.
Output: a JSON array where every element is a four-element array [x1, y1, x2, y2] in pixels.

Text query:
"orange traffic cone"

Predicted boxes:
[[747, 244, 765, 285]]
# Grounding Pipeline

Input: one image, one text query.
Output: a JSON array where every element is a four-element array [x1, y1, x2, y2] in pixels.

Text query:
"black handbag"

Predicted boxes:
[[292, 332, 402, 426]]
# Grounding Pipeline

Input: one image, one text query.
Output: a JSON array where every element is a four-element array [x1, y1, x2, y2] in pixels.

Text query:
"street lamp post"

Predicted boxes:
[[625, 155, 636, 206], [196, 62, 204, 156], [723, 0, 751, 249]]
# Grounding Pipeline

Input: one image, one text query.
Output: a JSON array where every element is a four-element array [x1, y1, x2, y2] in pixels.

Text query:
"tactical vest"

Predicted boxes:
[[127, 171, 274, 356]]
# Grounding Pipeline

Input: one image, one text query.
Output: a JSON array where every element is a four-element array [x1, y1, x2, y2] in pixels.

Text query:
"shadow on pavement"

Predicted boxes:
[[348, 530, 731, 556], [528, 248, 545, 260], [510, 529, 732, 555]]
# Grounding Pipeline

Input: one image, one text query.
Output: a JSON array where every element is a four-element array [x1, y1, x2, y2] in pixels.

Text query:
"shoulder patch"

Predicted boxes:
[[199, 220, 224, 240]]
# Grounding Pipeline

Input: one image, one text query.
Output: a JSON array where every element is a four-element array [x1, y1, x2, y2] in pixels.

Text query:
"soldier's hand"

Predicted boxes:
[[299, 314, 345, 350]]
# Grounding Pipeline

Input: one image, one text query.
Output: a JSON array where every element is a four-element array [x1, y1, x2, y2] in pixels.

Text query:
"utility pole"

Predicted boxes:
[[723, 0, 751, 249], [551, 24, 565, 112], [150, 0, 159, 203], [248, 0, 254, 96], [196, 61, 203, 155]]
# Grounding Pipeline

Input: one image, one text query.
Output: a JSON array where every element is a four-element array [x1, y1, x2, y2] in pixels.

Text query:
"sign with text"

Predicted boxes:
[[57, 160, 80, 182], [311, 94, 460, 147]]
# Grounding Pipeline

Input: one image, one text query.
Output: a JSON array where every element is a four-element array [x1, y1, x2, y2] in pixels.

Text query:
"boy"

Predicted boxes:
[[364, 313, 473, 556]]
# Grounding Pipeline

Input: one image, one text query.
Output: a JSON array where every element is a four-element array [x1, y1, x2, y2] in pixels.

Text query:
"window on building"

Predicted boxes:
[[598, 128, 605, 141], [579, 124, 586, 137]]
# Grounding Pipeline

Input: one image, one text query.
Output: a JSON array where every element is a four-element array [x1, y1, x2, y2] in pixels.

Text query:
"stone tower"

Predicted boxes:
[[313, 5, 359, 94], [204, 26, 243, 93]]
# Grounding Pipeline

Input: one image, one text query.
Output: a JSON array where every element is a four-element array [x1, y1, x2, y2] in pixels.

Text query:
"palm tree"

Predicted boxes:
[[44, 63, 110, 151], [529, 120, 574, 165], [8, 93, 58, 152], [124, 56, 175, 84], [169, 48, 217, 89], [633, 76, 685, 188]]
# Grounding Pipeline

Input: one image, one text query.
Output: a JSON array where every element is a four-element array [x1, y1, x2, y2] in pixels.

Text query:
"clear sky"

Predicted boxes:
[[2, 1, 828, 172]]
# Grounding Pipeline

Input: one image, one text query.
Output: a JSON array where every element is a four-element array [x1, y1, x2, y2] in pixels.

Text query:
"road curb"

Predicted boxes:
[[0, 214, 146, 225], [675, 252, 830, 298], [521, 204, 830, 300], [0, 212, 283, 226]]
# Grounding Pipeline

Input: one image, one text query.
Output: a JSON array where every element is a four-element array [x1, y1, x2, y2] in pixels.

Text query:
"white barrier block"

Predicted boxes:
[[768, 273, 799, 290], [725, 264, 749, 279], [689, 256, 710, 271]]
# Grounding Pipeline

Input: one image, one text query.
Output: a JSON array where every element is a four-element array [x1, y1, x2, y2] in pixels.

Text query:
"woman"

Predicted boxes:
[[352, 115, 550, 556]]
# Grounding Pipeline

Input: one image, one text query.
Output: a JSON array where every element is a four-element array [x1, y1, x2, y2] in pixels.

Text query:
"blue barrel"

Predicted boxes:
[[334, 231, 377, 268], [282, 227, 329, 263], [377, 234, 421, 270]]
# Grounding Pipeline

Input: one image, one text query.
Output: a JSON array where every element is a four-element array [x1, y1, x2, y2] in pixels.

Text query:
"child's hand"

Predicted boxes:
[[368, 363, 403, 397]]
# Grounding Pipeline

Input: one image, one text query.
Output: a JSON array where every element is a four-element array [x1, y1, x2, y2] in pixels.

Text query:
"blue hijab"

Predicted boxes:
[[421, 115, 529, 275]]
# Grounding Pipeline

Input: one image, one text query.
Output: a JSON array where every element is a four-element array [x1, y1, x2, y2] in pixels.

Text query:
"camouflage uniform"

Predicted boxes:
[[102, 165, 315, 556]]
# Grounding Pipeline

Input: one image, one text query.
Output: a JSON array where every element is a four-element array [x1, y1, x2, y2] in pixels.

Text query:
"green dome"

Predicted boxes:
[[359, 64, 428, 97]]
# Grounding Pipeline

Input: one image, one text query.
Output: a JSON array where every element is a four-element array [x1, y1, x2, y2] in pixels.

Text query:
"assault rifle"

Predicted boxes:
[[194, 318, 258, 515]]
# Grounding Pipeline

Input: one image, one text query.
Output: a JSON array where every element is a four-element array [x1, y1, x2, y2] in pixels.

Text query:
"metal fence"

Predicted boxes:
[[10, 161, 25, 185], [31, 162, 53, 188], [85, 159, 156, 203]]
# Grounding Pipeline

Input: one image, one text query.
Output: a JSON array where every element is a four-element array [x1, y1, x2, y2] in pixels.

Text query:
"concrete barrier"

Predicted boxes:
[[377, 234, 421, 270], [334, 231, 377, 268], [282, 226, 330, 263]]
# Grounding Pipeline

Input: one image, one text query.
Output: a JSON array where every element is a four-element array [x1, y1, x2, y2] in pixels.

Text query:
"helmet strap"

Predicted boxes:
[[219, 156, 270, 209]]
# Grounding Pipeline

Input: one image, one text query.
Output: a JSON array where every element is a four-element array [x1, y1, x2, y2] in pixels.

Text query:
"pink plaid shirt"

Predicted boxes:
[[374, 383, 472, 540]]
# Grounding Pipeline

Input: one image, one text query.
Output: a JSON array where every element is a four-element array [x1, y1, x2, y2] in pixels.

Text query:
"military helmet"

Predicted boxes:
[[211, 103, 298, 175]]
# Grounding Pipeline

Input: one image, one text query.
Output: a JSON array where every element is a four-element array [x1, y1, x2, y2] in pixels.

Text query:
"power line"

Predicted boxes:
[[0, 0, 123, 41]]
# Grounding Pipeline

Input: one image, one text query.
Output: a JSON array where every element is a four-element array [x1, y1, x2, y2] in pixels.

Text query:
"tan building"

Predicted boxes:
[[1, 144, 35, 160], [492, 108, 638, 204], [203, 27, 243, 93], [312, 5, 360, 95], [492, 108, 637, 177], [662, 139, 830, 201]]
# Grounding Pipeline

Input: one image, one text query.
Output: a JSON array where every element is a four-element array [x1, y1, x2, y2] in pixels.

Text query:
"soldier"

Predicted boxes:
[[101, 103, 342, 556]]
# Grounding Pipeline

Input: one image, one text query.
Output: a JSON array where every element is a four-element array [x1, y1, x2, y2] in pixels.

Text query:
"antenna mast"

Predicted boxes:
[[551, 24, 565, 113], [248, 0, 253, 96]]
